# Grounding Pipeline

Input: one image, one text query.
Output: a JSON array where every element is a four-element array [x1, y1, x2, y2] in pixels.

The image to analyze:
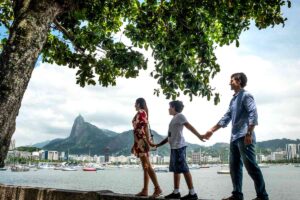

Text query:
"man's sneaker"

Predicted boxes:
[[222, 195, 243, 200], [165, 192, 181, 199], [180, 193, 198, 200]]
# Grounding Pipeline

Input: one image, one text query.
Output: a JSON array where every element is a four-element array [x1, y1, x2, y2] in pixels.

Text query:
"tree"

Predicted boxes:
[[0, 0, 291, 167]]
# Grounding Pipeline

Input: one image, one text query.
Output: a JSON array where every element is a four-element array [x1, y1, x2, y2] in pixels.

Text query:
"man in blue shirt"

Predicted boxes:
[[204, 72, 269, 200]]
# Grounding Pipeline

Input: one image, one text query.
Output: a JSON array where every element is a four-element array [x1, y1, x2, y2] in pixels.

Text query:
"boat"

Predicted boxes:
[[0, 167, 7, 171], [258, 164, 270, 168], [83, 167, 97, 171], [217, 168, 230, 174], [96, 166, 105, 170], [217, 165, 230, 174], [11, 165, 30, 172], [188, 164, 200, 169], [154, 167, 168, 173], [199, 165, 210, 168], [62, 167, 77, 171], [37, 164, 55, 169], [54, 166, 64, 170]]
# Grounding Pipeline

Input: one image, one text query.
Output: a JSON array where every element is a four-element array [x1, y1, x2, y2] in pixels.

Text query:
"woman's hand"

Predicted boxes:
[[147, 139, 157, 147], [131, 146, 135, 154]]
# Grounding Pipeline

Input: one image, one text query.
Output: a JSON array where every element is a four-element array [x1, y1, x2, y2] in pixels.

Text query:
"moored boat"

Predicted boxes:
[[154, 167, 168, 173], [83, 167, 97, 171], [258, 164, 270, 168], [217, 168, 230, 174], [11, 165, 30, 172], [62, 167, 77, 171]]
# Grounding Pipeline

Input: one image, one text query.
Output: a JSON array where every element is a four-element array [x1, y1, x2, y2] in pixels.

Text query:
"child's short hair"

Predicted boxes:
[[169, 100, 184, 113]]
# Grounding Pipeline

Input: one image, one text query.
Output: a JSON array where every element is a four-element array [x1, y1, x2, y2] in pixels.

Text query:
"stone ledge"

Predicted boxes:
[[0, 184, 149, 200], [0, 184, 211, 200]]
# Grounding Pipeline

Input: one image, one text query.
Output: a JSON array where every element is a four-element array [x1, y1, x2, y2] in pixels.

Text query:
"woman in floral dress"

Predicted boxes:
[[132, 97, 162, 198]]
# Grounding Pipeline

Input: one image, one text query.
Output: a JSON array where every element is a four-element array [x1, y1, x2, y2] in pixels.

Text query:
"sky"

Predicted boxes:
[[8, 2, 300, 147]]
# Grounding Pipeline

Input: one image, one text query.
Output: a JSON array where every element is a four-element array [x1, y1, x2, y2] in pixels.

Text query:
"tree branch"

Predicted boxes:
[[53, 18, 85, 53], [0, 19, 10, 30]]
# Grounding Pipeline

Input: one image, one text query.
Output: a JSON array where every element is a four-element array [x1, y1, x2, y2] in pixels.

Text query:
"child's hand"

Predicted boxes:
[[198, 134, 206, 142]]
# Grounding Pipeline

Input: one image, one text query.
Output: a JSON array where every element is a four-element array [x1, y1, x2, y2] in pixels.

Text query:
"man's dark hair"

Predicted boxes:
[[169, 100, 184, 113], [231, 72, 247, 88]]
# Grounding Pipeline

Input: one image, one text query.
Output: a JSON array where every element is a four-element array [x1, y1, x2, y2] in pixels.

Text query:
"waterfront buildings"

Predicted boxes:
[[286, 144, 297, 160]]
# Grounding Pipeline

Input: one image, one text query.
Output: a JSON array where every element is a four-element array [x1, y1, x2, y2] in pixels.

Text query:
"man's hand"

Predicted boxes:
[[244, 133, 252, 145], [204, 130, 214, 140]]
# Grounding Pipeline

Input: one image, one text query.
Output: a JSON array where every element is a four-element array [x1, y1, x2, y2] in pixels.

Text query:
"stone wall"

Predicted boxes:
[[0, 184, 150, 200]]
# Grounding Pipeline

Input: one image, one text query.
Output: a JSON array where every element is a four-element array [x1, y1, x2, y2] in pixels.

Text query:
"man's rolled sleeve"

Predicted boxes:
[[244, 93, 258, 125], [217, 108, 232, 127]]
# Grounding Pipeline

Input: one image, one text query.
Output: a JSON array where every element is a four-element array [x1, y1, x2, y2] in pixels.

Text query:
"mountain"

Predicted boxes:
[[44, 115, 119, 155], [256, 138, 300, 151], [31, 140, 51, 148], [42, 115, 300, 157], [43, 115, 195, 156]]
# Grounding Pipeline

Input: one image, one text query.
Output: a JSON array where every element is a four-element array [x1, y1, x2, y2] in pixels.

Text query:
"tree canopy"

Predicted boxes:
[[0, 0, 291, 104]]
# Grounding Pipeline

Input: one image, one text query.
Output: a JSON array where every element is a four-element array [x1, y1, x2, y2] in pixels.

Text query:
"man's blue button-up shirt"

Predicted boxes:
[[217, 89, 258, 142]]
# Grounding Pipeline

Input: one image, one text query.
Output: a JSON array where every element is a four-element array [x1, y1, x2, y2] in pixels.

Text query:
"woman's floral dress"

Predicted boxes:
[[132, 109, 149, 158]]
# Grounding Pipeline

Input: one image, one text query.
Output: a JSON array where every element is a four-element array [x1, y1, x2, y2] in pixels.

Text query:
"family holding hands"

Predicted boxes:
[[131, 73, 269, 200]]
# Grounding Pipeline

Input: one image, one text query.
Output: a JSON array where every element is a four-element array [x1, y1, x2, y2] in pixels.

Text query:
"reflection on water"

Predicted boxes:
[[1, 165, 299, 200]]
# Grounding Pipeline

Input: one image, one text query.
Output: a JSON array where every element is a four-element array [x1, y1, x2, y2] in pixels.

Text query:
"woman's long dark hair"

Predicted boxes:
[[136, 97, 149, 119]]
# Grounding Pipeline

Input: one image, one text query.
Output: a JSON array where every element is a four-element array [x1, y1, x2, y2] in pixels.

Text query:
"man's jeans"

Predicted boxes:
[[230, 137, 269, 200]]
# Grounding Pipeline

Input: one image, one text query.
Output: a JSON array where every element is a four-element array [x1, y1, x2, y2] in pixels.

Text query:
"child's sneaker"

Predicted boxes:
[[180, 193, 198, 200], [165, 192, 181, 199]]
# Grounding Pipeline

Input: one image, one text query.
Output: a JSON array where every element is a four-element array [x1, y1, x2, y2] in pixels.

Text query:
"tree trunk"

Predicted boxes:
[[0, 0, 63, 167]]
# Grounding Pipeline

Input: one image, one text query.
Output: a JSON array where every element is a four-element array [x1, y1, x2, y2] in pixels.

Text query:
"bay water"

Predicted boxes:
[[1, 164, 299, 200]]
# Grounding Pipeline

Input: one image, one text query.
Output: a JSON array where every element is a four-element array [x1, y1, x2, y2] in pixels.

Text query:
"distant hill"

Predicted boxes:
[[41, 115, 299, 157], [256, 138, 300, 151], [43, 115, 203, 156], [31, 140, 51, 148]]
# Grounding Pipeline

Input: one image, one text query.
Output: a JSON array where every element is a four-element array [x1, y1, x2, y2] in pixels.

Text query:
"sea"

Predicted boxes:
[[0, 164, 299, 200]]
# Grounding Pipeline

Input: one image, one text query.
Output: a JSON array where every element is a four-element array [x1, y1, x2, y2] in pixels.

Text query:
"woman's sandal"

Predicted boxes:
[[151, 187, 162, 198], [135, 189, 148, 196]]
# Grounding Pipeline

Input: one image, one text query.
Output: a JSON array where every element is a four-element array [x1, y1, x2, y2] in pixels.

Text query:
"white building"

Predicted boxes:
[[9, 139, 16, 150], [59, 152, 66, 160], [47, 151, 59, 161], [109, 155, 129, 164], [286, 144, 297, 160], [271, 151, 285, 161], [163, 156, 170, 164], [94, 155, 105, 163], [129, 156, 137, 164], [192, 152, 201, 164], [32, 151, 40, 160]]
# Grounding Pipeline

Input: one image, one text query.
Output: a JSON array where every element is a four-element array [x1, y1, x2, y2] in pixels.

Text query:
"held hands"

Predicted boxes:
[[149, 141, 156, 147], [198, 134, 206, 142], [203, 130, 214, 140]]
